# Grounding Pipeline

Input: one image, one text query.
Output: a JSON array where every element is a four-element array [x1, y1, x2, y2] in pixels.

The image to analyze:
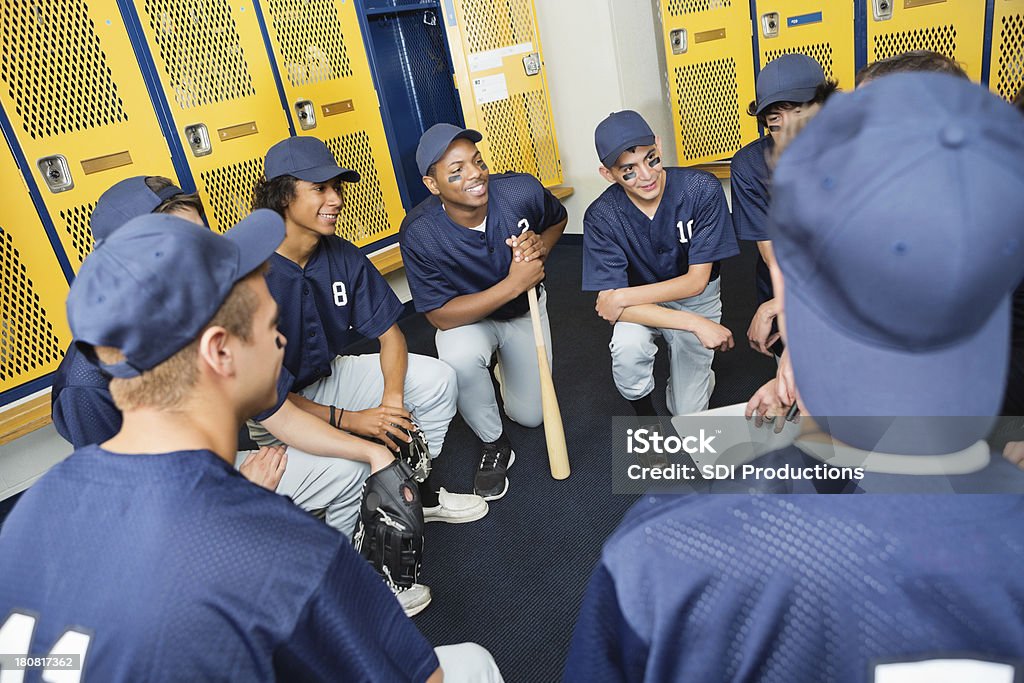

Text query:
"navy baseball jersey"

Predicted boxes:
[[730, 135, 775, 305], [51, 345, 119, 449], [400, 172, 567, 320], [582, 167, 738, 292], [266, 236, 404, 391], [0, 445, 438, 681], [565, 493, 1024, 682]]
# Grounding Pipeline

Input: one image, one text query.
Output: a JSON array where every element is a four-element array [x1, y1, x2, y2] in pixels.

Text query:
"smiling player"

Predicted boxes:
[[583, 110, 738, 417]]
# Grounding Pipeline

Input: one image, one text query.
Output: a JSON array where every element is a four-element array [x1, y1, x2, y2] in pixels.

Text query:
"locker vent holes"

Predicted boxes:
[[325, 131, 390, 244], [480, 90, 561, 185], [995, 13, 1024, 103], [666, 0, 731, 17], [199, 156, 264, 233], [60, 203, 97, 265], [460, 0, 534, 54], [873, 25, 956, 64], [0, 228, 62, 383], [143, 0, 256, 109], [764, 43, 835, 83], [0, 0, 127, 139], [265, 0, 353, 86], [673, 59, 741, 162]]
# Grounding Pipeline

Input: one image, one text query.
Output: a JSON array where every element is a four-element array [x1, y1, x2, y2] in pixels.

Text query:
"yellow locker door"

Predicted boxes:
[[659, 0, 759, 165], [0, 0, 178, 269], [755, 2, 856, 90], [867, 0, 986, 81], [990, 0, 1024, 102], [441, 0, 563, 187], [0, 149, 71, 394], [257, 0, 405, 247], [130, 0, 292, 233]]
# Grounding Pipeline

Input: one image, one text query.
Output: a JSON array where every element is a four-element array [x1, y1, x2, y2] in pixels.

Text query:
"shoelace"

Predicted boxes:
[[480, 445, 502, 471]]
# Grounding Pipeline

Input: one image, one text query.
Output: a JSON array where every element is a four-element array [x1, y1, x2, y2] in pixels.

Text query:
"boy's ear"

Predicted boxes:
[[197, 326, 235, 379], [598, 165, 616, 184], [422, 174, 440, 196]]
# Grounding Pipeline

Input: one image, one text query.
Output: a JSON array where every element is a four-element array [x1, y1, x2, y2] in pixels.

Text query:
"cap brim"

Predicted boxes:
[[755, 86, 819, 114], [223, 209, 286, 277], [419, 129, 483, 175], [785, 284, 1008, 452], [289, 165, 360, 184], [601, 134, 656, 167]]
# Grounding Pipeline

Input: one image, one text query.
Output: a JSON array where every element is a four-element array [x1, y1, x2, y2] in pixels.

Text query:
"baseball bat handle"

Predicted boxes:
[[528, 286, 570, 480]]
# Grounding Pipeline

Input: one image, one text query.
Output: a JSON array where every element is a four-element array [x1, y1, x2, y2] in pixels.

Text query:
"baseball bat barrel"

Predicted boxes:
[[527, 286, 570, 480]]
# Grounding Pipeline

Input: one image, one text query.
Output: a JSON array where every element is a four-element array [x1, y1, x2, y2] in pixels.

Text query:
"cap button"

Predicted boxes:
[[939, 125, 965, 148]]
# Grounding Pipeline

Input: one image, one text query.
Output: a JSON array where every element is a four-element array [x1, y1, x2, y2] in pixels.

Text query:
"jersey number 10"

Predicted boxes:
[[677, 220, 694, 244]]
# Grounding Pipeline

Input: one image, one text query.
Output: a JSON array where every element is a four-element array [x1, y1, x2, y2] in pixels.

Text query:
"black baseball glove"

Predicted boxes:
[[352, 459, 424, 589]]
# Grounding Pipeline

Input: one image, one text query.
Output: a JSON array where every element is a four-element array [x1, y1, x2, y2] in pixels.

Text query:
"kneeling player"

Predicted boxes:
[[584, 110, 737, 417], [400, 124, 568, 500]]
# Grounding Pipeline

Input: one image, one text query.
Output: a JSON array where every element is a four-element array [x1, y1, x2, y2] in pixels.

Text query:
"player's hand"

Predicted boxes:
[[596, 289, 625, 324], [506, 230, 547, 262], [342, 404, 415, 451], [1004, 441, 1024, 470], [506, 256, 545, 294], [747, 299, 781, 356], [745, 379, 789, 432], [238, 445, 288, 491], [693, 318, 735, 352]]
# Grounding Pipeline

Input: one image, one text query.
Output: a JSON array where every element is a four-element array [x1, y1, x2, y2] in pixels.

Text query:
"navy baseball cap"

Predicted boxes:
[[264, 137, 360, 183], [416, 123, 483, 176], [769, 73, 1024, 450], [90, 176, 184, 243], [68, 209, 285, 378], [595, 110, 656, 168], [754, 54, 825, 114]]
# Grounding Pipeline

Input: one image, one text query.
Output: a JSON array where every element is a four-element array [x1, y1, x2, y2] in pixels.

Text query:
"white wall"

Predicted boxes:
[[535, 0, 677, 234]]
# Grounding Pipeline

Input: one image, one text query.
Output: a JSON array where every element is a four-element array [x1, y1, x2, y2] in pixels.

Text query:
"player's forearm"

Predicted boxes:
[[756, 240, 776, 270], [619, 266, 712, 307], [287, 392, 330, 423], [617, 303, 705, 332], [425, 280, 520, 330], [377, 325, 408, 406], [539, 218, 568, 257], [261, 400, 389, 465]]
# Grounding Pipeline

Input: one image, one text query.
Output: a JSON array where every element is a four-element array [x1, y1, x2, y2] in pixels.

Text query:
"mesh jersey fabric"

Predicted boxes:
[[266, 236, 404, 392], [565, 492, 1024, 682], [730, 135, 775, 306], [400, 172, 567, 320], [582, 167, 738, 292], [0, 445, 437, 682]]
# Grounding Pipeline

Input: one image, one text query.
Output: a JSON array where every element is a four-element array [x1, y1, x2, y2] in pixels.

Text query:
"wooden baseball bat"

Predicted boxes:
[[527, 286, 570, 480]]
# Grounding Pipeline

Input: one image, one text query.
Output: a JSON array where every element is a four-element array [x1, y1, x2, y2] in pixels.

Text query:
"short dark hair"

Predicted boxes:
[[144, 176, 204, 218], [252, 175, 298, 217], [747, 81, 839, 127], [1014, 85, 1024, 114], [855, 50, 968, 87]]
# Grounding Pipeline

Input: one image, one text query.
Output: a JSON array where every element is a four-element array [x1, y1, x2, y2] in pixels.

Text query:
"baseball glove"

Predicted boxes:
[[352, 459, 424, 589], [391, 424, 431, 483]]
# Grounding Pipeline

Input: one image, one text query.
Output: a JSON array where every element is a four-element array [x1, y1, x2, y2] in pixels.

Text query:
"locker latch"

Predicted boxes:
[[523, 53, 541, 76], [669, 28, 687, 55], [37, 155, 74, 193], [872, 0, 893, 21], [761, 12, 780, 38], [184, 124, 212, 157], [295, 100, 317, 130]]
